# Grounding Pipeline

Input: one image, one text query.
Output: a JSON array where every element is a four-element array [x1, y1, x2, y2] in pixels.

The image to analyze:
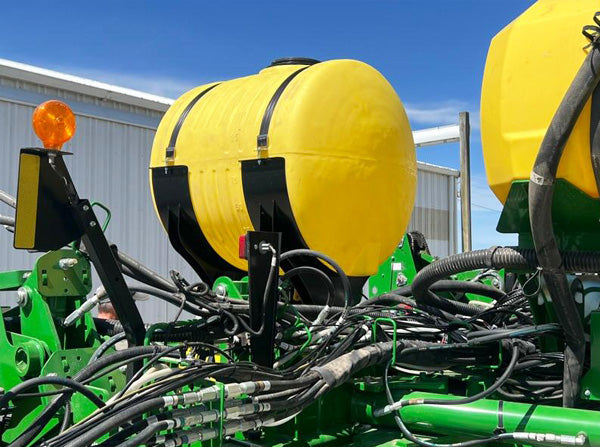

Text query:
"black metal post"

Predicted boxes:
[[459, 111, 472, 252], [247, 230, 281, 367]]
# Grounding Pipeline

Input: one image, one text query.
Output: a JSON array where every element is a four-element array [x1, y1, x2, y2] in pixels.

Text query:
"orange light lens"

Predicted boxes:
[[32, 100, 76, 150]]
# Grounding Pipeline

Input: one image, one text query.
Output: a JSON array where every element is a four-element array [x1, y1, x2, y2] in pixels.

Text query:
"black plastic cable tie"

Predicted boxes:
[[494, 400, 506, 435], [487, 246, 500, 269]]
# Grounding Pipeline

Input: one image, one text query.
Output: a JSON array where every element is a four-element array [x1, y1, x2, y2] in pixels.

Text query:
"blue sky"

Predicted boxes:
[[0, 1, 536, 249]]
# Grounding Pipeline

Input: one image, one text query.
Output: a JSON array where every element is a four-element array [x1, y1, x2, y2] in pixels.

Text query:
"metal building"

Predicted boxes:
[[0, 59, 457, 321], [0, 59, 192, 322], [410, 162, 458, 257]]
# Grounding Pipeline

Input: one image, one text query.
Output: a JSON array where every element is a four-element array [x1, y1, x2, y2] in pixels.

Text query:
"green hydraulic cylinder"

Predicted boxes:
[[353, 392, 600, 446]]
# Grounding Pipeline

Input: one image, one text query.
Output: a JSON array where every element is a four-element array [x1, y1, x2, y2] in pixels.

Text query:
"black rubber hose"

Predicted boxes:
[[291, 300, 450, 321], [90, 332, 128, 362], [119, 264, 165, 293], [10, 346, 167, 447], [405, 344, 519, 407], [116, 249, 178, 293], [63, 397, 165, 447], [359, 294, 417, 308], [280, 249, 351, 313], [394, 280, 506, 301], [356, 294, 456, 320], [527, 21, 600, 407], [308, 341, 401, 391], [289, 304, 394, 319], [113, 345, 182, 401], [381, 359, 518, 447], [126, 285, 207, 317], [63, 372, 299, 447], [94, 318, 141, 336], [115, 420, 170, 447], [94, 317, 226, 343], [282, 266, 336, 307], [0, 376, 105, 411], [411, 247, 600, 306], [99, 421, 148, 447]]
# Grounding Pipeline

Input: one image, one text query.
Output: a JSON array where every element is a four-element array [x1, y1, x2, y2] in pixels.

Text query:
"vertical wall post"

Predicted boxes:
[[459, 111, 472, 252]]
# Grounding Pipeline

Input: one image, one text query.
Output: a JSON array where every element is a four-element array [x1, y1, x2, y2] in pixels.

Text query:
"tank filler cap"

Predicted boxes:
[[268, 57, 320, 67]]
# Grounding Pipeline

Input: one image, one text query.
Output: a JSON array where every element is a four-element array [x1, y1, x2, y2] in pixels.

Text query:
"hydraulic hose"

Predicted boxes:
[[411, 247, 600, 303], [90, 332, 128, 362], [410, 247, 600, 407], [116, 250, 178, 293], [126, 285, 206, 317], [527, 18, 600, 406], [356, 294, 456, 320], [376, 344, 520, 417], [0, 376, 106, 412], [94, 317, 222, 343], [63, 397, 166, 447], [280, 249, 352, 314], [410, 247, 600, 323], [282, 266, 335, 307], [115, 420, 170, 447], [394, 280, 507, 302], [410, 248, 532, 316], [10, 346, 168, 447]]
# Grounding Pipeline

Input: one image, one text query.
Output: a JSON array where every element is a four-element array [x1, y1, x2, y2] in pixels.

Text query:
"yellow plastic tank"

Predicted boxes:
[[481, 0, 599, 203], [149, 58, 416, 278]]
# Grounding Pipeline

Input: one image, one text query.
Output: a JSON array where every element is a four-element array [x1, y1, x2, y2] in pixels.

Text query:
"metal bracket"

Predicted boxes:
[[247, 231, 281, 367]]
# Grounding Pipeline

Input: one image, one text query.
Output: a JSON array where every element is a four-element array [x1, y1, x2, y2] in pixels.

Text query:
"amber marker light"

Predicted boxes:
[[32, 100, 76, 150]]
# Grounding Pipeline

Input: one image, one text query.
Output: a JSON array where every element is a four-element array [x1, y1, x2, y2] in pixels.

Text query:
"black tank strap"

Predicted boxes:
[[165, 83, 221, 161], [494, 400, 506, 435], [256, 65, 314, 151]]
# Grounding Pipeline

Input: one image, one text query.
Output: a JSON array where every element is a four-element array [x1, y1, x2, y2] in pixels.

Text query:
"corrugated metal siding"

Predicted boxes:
[[0, 99, 197, 322], [0, 76, 163, 128], [408, 164, 458, 258], [0, 76, 458, 322]]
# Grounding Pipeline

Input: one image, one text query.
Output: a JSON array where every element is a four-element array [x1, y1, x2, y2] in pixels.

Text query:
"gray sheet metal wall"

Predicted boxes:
[[0, 77, 197, 323], [410, 162, 458, 258], [0, 73, 458, 322]]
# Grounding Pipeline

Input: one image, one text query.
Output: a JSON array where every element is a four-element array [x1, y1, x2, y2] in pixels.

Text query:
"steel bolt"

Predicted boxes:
[[89, 221, 97, 227], [83, 205, 90, 211], [396, 273, 408, 287], [584, 389, 592, 398], [59, 258, 78, 270], [215, 285, 228, 297], [16, 288, 29, 307]]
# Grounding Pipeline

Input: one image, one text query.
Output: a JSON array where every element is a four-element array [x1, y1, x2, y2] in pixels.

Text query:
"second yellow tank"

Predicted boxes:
[[481, 0, 600, 203]]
